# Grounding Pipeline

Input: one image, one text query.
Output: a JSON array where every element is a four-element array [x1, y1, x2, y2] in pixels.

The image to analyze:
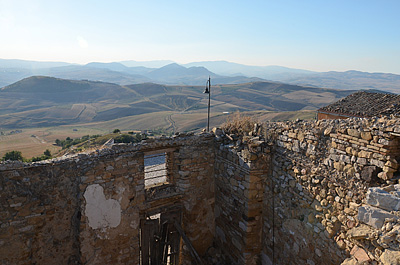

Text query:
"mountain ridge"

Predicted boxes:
[[1, 58, 399, 93], [0, 76, 356, 129]]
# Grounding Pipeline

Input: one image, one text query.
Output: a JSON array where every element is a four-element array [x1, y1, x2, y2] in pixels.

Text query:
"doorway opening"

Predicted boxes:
[[140, 207, 181, 265]]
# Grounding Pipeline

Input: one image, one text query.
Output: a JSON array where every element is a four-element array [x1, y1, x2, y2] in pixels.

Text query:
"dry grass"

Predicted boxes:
[[222, 112, 258, 135], [0, 126, 106, 159]]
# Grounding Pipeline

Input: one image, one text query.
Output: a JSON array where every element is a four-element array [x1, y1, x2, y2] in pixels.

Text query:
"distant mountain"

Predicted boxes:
[[280, 70, 400, 93], [0, 60, 267, 87], [44, 65, 152, 85], [1, 76, 136, 102], [1, 58, 399, 93], [0, 58, 72, 69], [184, 61, 315, 79], [184, 61, 400, 93], [85, 62, 131, 72], [144, 63, 215, 84], [0, 76, 356, 129], [119, 60, 174, 68]]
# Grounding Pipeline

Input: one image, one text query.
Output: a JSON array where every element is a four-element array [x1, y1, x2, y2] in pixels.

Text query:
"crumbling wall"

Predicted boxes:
[[176, 139, 216, 260], [78, 150, 142, 265], [0, 133, 216, 265], [0, 160, 81, 265], [214, 134, 270, 264], [262, 117, 400, 265], [2, 118, 400, 265]]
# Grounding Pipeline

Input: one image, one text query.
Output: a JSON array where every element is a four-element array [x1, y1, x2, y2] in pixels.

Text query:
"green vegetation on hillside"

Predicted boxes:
[[2, 149, 52, 162], [2, 150, 23, 161], [31, 149, 52, 162]]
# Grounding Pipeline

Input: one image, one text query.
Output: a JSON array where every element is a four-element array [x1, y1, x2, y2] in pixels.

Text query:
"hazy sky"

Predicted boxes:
[[1, 0, 399, 73]]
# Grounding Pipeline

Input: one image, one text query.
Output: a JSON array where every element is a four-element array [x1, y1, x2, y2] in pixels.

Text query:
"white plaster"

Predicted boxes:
[[83, 184, 121, 229]]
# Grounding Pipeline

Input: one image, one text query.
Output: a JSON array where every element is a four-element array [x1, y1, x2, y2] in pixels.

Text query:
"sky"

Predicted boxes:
[[1, 0, 400, 74]]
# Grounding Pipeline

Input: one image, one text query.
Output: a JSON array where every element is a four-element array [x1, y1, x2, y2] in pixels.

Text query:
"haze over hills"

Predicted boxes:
[[183, 61, 315, 79], [0, 76, 355, 130], [1, 58, 400, 93], [0, 59, 265, 87]]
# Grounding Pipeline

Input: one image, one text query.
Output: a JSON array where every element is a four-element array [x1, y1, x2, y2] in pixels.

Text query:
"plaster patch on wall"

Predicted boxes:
[[84, 184, 121, 229]]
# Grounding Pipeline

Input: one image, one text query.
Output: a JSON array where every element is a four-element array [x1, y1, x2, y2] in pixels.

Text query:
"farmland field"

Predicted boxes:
[[0, 109, 316, 159]]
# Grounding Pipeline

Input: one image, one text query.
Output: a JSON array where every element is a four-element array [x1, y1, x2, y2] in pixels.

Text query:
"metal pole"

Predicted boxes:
[[207, 77, 211, 132]]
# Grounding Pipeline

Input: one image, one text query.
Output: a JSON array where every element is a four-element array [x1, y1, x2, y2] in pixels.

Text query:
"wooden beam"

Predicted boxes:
[[173, 221, 203, 265]]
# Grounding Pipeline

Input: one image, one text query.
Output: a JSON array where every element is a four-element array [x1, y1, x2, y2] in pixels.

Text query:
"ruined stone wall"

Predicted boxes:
[[78, 150, 142, 264], [0, 160, 81, 265], [173, 135, 216, 261], [261, 117, 400, 265], [2, 118, 400, 265], [0, 133, 216, 265], [214, 135, 270, 264]]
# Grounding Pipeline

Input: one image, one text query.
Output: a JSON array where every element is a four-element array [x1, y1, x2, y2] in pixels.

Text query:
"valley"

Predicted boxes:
[[1, 59, 393, 159]]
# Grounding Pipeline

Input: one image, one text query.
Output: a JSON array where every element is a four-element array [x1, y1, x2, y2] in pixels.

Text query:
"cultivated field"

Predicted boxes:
[[0, 126, 107, 159], [0, 109, 316, 159]]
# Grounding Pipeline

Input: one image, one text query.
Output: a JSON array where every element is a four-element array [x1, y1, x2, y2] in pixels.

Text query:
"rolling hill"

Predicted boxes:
[[0, 76, 356, 130], [279, 70, 400, 93], [2, 59, 399, 93]]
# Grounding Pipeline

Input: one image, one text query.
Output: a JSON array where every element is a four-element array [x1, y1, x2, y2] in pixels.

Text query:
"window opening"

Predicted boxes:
[[145, 152, 168, 188]]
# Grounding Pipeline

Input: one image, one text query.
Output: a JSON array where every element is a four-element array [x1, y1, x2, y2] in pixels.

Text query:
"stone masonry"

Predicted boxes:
[[1, 116, 400, 264]]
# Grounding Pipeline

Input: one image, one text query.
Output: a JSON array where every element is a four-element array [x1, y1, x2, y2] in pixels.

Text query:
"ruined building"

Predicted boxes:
[[1, 116, 400, 264], [317, 91, 400, 120]]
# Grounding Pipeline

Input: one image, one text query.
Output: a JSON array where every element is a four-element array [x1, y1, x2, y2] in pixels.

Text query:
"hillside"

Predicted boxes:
[[1, 59, 399, 93], [0, 76, 356, 129], [280, 70, 400, 93], [0, 61, 267, 87]]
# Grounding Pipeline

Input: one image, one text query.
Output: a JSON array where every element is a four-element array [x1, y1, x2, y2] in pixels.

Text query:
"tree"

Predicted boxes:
[[44, 149, 51, 157], [3, 151, 23, 161], [113, 129, 121, 133]]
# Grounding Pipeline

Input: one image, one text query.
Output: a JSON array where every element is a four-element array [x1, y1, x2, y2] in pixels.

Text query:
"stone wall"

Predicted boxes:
[[261, 117, 400, 264], [0, 133, 216, 265], [214, 135, 270, 264], [1, 117, 400, 265], [0, 160, 81, 265]]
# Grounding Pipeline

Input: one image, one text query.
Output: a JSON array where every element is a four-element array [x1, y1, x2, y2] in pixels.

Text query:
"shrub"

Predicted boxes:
[[31, 149, 52, 162], [222, 112, 258, 135], [3, 150, 23, 161]]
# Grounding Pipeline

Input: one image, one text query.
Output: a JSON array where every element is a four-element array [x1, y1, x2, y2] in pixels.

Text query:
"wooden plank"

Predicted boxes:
[[141, 219, 159, 265], [174, 221, 203, 265], [160, 209, 181, 265], [141, 220, 152, 265], [169, 229, 180, 264], [160, 221, 169, 264], [149, 220, 159, 265]]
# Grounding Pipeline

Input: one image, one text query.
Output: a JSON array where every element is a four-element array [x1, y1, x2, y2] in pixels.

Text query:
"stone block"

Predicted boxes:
[[356, 157, 367, 165], [357, 205, 398, 229], [378, 172, 393, 180], [350, 246, 370, 263], [358, 150, 372, 158], [370, 159, 385, 168], [385, 160, 398, 169], [334, 161, 345, 171], [380, 249, 400, 265], [360, 132, 372, 141], [343, 164, 355, 176], [347, 224, 374, 240], [347, 129, 361, 138], [383, 166, 396, 173], [366, 187, 400, 211], [360, 166, 377, 182]]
